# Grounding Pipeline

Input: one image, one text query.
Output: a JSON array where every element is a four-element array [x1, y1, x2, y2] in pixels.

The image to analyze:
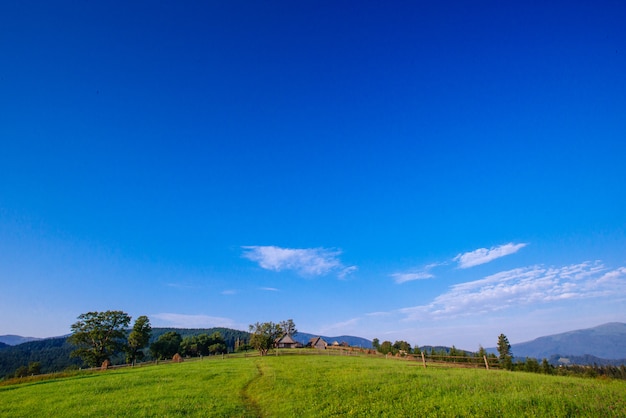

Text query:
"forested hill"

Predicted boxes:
[[0, 327, 250, 379], [0, 336, 83, 378], [510, 322, 626, 360], [0, 335, 42, 346]]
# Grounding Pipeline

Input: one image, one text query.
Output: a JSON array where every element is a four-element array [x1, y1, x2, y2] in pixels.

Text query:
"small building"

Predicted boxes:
[[275, 334, 298, 349], [308, 336, 328, 350]]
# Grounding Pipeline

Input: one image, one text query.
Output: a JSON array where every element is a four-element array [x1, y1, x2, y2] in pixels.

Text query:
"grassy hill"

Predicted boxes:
[[1, 353, 625, 417]]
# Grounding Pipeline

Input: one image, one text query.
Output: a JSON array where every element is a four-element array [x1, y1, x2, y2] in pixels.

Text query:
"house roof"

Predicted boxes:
[[309, 336, 327, 346], [276, 334, 297, 344]]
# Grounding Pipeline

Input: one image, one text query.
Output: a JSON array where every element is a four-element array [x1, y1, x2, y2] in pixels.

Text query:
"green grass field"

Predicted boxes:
[[1, 353, 625, 417]]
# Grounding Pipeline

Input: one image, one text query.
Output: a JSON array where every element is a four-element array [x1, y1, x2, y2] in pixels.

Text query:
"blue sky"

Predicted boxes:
[[1, 1, 625, 350]]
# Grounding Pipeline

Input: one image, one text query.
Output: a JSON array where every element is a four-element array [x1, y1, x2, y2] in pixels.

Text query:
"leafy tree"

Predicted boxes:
[[372, 338, 380, 350], [180, 336, 199, 357], [209, 342, 227, 355], [541, 358, 553, 375], [68, 310, 131, 367], [449, 345, 460, 361], [208, 331, 227, 354], [497, 333, 513, 370], [150, 331, 182, 360], [249, 321, 283, 356], [14, 365, 29, 378], [236, 342, 253, 352], [524, 357, 540, 373], [180, 332, 227, 357], [279, 319, 297, 336], [126, 315, 152, 365], [393, 340, 412, 354], [477, 345, 487, 358], [28, 362, 41, 376], [378, 340, 393, 355]]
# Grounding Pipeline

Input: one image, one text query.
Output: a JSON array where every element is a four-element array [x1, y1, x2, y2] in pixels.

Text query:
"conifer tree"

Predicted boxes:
[[497, 333, 513, 370]]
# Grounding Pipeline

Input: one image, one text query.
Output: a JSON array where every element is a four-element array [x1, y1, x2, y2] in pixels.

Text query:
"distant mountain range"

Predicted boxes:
[[0, 335, 42, 346], [487, 322, 626, 362]]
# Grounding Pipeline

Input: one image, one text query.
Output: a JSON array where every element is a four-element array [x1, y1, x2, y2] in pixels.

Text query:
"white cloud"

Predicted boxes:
[[454, 242, 527, 268], [242, 245, 356, 278], [260, 287, 279, 292], [392, 261, 444, 284], [221, 289, 237, 295], [365, 311, 392, 317], [392, 271, 434, 284], [338, 266, 358, 280], [152, 313, 236, 328], [400, 261, 626, 321]]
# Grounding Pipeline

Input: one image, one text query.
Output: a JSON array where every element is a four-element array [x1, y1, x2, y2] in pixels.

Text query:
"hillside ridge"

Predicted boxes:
[[492, 322, 626, 360]]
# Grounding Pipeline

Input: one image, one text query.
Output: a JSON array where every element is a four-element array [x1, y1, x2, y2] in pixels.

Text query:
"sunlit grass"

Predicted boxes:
[[247, 355, 626, 417], [0, 357, 258, 417], [1, 353, 624, 417]]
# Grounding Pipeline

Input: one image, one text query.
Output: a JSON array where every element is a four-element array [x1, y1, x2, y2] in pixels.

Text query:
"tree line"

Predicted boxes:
[[68, 314, 301, 367], [67, 311, 245, 367], [0, 311, 252, 378]]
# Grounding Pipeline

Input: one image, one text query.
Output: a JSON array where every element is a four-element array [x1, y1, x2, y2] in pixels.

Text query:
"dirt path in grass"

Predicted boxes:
[[240, 361, 264, 418]]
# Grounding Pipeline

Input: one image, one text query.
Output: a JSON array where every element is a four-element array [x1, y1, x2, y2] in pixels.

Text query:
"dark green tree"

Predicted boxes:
[[180, 336, 199, 357], [68, 310, 131, 367], [126, 315, 152, 365], [393, 340, 412, 354], [541, 358, 553, 375], [28, 362, 41, 376], [524, 357, 540, 373], [181, 332, 227, 357], [249, 321, 283, 356], [208, 331, 227, 354], [477, 345, 487, 358], [378, 340, 393, 355], [150, 331, 182, 360], [14, 366, 29, 378], [497, 333, 513, 370], [372, 338, 380, 350]]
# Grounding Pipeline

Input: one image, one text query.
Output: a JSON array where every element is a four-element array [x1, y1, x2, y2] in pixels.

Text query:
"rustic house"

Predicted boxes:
[[275, 334, 298, 349], [308, 336, 327, 349]]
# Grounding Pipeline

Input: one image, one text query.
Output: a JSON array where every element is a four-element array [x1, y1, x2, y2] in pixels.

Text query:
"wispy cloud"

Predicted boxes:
[[392, 271, 434, 284], [320, 317, 361, 334], [221, 289, 237, 295], [392, 261, 443, 284], [242, 245, 356, 278], [454, 242, 527, 268], [152, 313, 236, 328], [400, 261, 626, 321], [338, 266, 358, 280], [365, 311, 392, 317], [260, 287, 279, 292]]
